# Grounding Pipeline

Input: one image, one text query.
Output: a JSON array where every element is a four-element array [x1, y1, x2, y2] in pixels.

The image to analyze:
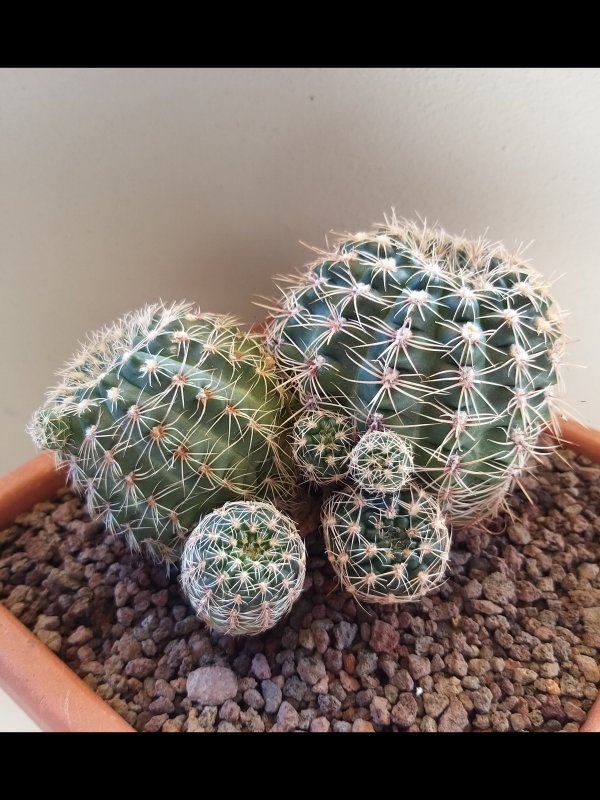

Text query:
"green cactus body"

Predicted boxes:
[[29, 302, 295, 562], [349, 429, 413, 493], [266, 217, 565, 523], [292, 410, 356, 485], [322, 485, 450, 604], [180, 500, 306, 635]]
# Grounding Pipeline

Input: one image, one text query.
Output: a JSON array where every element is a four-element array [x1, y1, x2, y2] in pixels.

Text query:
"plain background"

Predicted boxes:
[[1, 67, 599, 730]]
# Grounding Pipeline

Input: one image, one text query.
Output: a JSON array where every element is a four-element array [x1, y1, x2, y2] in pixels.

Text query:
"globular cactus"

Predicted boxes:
[[29, 302, 296, 563], [348, 429, 413, 494], [292, 410, 356, 485], [180, 500, 306, 635], [266, 216, 565, 524], [322, 485, 450, 603]]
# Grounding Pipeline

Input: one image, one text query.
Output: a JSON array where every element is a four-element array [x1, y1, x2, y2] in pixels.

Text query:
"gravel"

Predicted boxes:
[[0, 447, 599, 732]]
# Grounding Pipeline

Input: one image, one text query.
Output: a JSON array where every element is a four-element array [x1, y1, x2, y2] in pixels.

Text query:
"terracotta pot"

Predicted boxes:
[[0, 420, 599, 732]]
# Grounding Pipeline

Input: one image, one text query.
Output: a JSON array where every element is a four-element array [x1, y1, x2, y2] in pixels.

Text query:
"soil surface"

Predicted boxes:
[[1, 448, 599, 732]]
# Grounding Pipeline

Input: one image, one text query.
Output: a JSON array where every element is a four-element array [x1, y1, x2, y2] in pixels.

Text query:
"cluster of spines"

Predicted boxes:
[[180, 500, 306, 635], [292, 410, 356, 485], [348, 429, 413, 493]]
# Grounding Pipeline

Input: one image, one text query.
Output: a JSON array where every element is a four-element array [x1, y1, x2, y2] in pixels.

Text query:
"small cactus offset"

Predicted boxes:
[[348, 429, 413, 493], [266, 215, 565, 524], [29, 302, 296, 563], [322, 485, 450, 604], [292, 410, 356, 485], [180, 500, 306, 635]]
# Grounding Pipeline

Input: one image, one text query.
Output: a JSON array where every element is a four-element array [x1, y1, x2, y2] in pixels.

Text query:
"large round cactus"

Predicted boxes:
[[266, 217, 565, 523], [29, 302, 296, 563]]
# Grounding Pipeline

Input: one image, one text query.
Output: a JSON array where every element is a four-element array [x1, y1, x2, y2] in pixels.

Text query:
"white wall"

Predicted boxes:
[[1, 67, 599, 474]]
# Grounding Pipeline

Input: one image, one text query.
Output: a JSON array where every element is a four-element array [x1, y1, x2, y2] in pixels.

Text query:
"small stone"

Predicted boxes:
[[512, 668, 537, 685], [297, 656, 326, 686], [391, 693, 418, 727], [507, 522, 532, 545], [352, 719, 375, 732], [423, 692, 449, 719], [421, 716, 437, 732], [36, 629, 61, 653], [261, 680, 282, 714], [510, 713, 531, 732], [334, 620, 358, 650], [333, 721, 352, 732], [434, 676, 462, 696], [407, 654, 431, 679], [471, 687, 493, 713], [217, 721, 241, 732], [318, 694, 342, 715], [33, 613, 59, 632], [276, 701, 299, 731], [462, 579, 482, 599], [482, 572, 517, 605], [369, 620, 399, 653], [490, 710, 510, 732], [574, 653, 600, 682], [144, 714, 168, 732], [563, 701, 586, 722], [284, 675, 308, 702], [355, 650, 378, 678], [161, 718, 183, 733], [313, 626, 330, 654], [297, 708, 317, 731], [219, 699, 241, 723], [251, 653, 271, 681], [392, 669, 414, 692], [148, 696, 175, 714], [66, 626, 93, 646], [310, 716, 331, 732], [445, 650, 468, 678], [340, 670, 360, 692], [532, 643, 555, 663], [187, 667, 238, 705], [298, 628, 315, 651], [370, 696, 391, 726], [438, 698, 469, 732], [467, 599, 504, 615], [240, 708, 265, 732], [561, 673, 585, 698], [244, 688, 265, 710]]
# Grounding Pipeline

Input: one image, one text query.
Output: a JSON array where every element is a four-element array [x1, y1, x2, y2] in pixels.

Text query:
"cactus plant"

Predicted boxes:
[[322, 484, 450, 604], [265, 216, 565, 524], [180, 500, 306, 635], [348, 429, 413, 493], [292, 410, 356, 485], [29, 302, 296, 563]]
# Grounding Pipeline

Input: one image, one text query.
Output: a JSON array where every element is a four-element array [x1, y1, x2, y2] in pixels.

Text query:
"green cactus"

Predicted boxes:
[[349, 429, 413, 493], [266, 216, 565, 524], [180, 499, 306, 635], [292, 410, 356, 485], [29, 302, 296, 563], [322, 485, 450, 604]]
